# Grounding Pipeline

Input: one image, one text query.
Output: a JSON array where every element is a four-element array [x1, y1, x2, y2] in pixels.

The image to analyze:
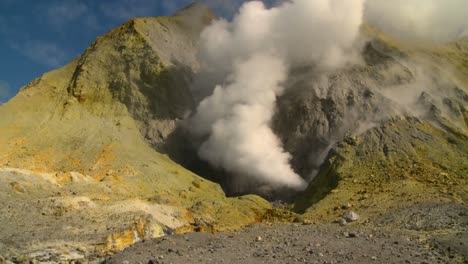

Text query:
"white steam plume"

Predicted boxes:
[[190, 0, 365, 192], [364, 0, 468, 42]]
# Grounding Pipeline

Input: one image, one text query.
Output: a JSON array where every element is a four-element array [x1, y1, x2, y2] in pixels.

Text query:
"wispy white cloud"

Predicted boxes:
[[159, 0, 185, 15], [99, 0, 161, 21], [10, 40, 68, 67], [0, 11, 69, 68], [0, 80, 11, 103], [82, 14, 102, 31], [162, 0, 258, 17], [98, 0, 255, 21], [44, 1, 102, 31], [0, 16, 6, 35], [47, 1, 88, 26], [203, 0, 244, 15]]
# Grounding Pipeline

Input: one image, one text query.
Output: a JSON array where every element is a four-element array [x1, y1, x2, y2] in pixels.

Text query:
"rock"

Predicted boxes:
[[192, 180, 201, 188], [338, 218, 347, 226], [342, 203, 352, 209], [255, 236, 262, 242], [343, 211, 360, 222], [10, 181, 26, 193], [293, 215, 304, 223]]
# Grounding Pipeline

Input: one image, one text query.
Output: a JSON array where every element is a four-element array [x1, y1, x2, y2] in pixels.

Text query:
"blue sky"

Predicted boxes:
[[0, 0, 277, 103]]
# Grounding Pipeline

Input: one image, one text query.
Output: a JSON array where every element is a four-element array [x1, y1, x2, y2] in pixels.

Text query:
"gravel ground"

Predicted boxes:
[[104, 223, 466, 264], [376, 203, 468, 232]]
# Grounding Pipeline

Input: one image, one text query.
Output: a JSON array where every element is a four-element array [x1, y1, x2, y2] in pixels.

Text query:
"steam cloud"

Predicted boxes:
[[188, 0, 466, 194], [189, 0, 365, 192], [364, 0, 468, 42]]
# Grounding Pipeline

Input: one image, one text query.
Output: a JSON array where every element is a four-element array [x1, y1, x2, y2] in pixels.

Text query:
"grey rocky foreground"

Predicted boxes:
[[104, 223, 466, 264]]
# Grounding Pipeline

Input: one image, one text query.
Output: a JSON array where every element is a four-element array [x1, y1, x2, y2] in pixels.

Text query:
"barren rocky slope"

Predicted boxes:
[[106, 220, 467, 264], [0, 2, 467, 264], [290, 28, 467, 222], [0, 4, 271, 262]]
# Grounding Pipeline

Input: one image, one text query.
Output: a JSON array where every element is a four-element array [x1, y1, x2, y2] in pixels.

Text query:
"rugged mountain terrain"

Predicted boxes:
[[0, 2, 467, 263], [290, 28, 468, 217], [0, 4, 271, 262]]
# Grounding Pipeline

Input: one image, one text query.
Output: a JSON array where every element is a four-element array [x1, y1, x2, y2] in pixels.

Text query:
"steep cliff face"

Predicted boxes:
[[67, 3, 214, 149], [0, 4, 272, 261]]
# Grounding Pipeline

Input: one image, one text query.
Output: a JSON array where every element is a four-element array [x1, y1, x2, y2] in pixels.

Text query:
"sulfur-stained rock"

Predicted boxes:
[[0, 3, 271, 262], [343, 211, 360, 222], [10, 182, 25, 193]]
